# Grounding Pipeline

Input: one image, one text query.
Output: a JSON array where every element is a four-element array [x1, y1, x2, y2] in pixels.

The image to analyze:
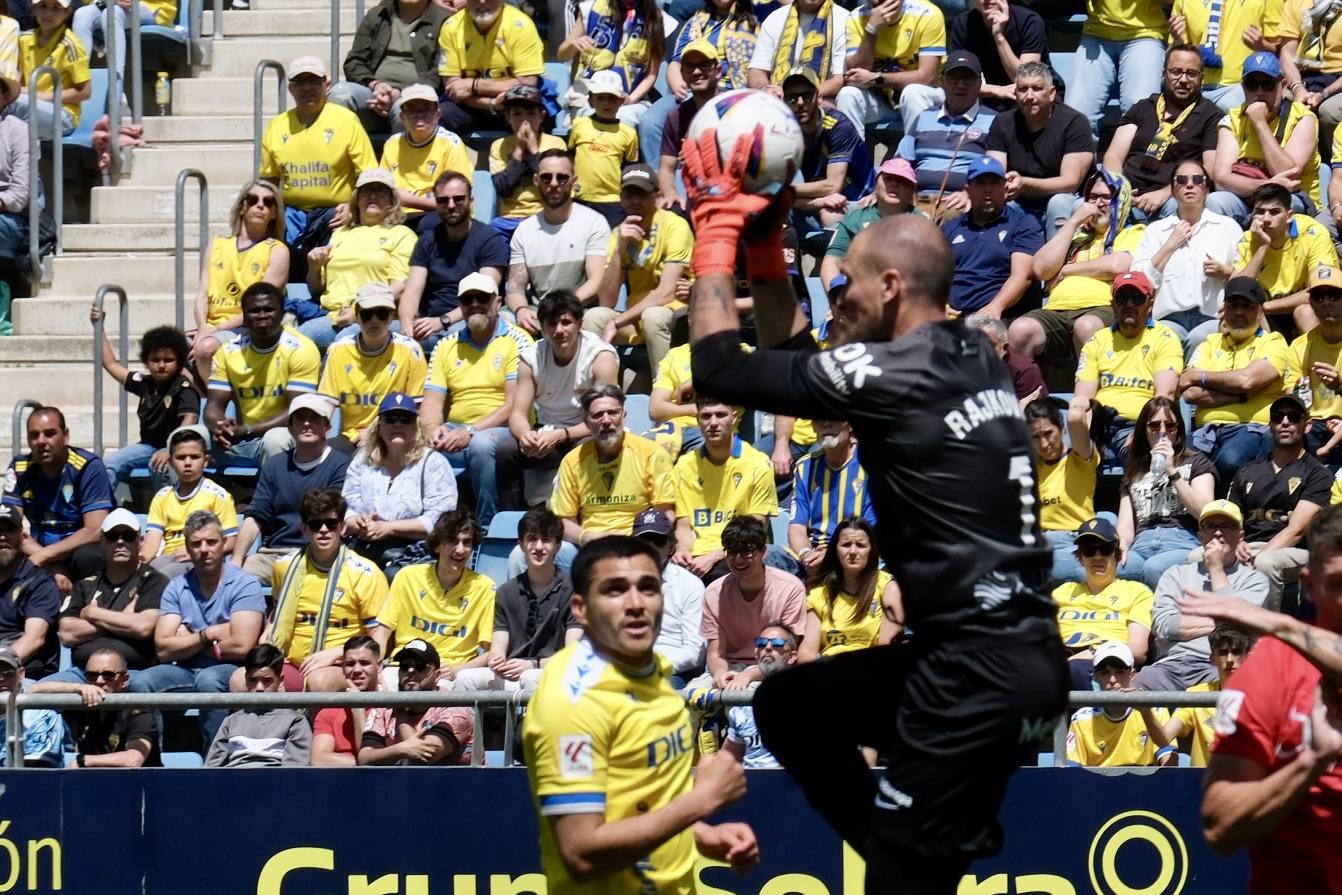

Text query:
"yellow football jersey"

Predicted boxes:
[[524, 638, 696, 895], [437, 4, 545, 79], [1037, 449, 1098, 533], [673, 438, 777, 556], [0, 18, 19, 98], [1171, 0, 1265, 86], [605, 208, 694, 305], [376, 564, 495, 667], [1188, 329, 1291, 425], [651, 344, 699, 430], [1081, 0, 1166, 40], [426, 321, 533, 424], [380, 129, 472, 198], [19, 29, 89, 126], [1171, 681, 1219, 767], [846, 0, 946, 98], [806, 569, 892, 656], [1066, 706, 1169, 767], [550, 433, 675, 537], [208, 328, 322, 429], [1289, 328, 1342, 419], [321, 224, 418, 315], [1076, 322, 1184, 422], [1234, 215, 1338, 300], [490, 133, 568, 219], [259, 103, 377, 210], [1281, 0, 1342, 73], [204, 235, 281, 328], [270, 550, 389, 663], [568, 116, 640, 203], [1046, 226, 1145, 312], [318, 332, 428, 438], [147, 478, 239, 556], [1223, 107, 1322, 207], [1052, 578, 1154, 651]]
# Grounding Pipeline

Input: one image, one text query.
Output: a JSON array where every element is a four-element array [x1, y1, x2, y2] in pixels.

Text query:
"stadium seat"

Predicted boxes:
[[63, 69, 109, 180], [769, 512, 789, 547], [624, 393, 654, 437], [162, 751, 205, 768], [472, 169, 498, 223], [59, 644, 71, 672], [138, 0, 192, 74], [471, 536, 514, 586], [804, 277, 830, 328], [487, 510, 525, 540]]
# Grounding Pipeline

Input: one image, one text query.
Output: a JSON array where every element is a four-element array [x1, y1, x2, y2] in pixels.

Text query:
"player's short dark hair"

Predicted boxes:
[[300, 488, 347, 524], [581, 384, 626, 412], [241, 281, 283, 311], [721, 517, 767, 555], [1309, 505, 1342, 570], [139, 325, 190, 367], [1251, 182, 1292, 211], [433, 170, 471, 194], [1209, 624, 1252, 655], [570, 536, 662, 598], [428, 508, 482, 556], [343, 634, 381, 658], [519, 507, 563, 544], [538, 290, 584, 325], [244, 644, 286, 674]]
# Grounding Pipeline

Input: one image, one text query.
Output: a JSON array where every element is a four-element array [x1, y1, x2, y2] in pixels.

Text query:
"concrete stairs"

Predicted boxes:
[[3, 0, 357, 467]]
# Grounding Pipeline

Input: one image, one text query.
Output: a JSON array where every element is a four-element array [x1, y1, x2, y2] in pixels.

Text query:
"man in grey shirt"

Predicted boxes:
[[204, 645, 311, 768], [1137, 499, 1269, 691]]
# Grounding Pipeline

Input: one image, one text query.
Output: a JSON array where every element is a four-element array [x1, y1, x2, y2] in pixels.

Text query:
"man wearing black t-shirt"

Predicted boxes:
[[32, 647, 160, 768], [683, 127, 1069, 895], [1225, 395, 1333, 608], [948, 0, 1048, 111]]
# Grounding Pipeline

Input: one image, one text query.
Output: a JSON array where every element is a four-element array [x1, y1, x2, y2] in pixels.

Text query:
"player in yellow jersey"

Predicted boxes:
[[524, 536, 758, 895], [1291, 268, 1342, 458], [380, 84, 472, 227], [142, 426, 238, 577], [1066, 641, 1174, 767], [1138, 625, 1251, 767]]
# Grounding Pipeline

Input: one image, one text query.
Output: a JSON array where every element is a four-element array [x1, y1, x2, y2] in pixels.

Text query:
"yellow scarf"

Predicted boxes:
[[771, 0, 834, 85], [1144, 95, 1197, 160], [268, 546, 348, 657]]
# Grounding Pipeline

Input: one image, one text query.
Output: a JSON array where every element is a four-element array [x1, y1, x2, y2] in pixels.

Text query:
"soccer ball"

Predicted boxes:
[[684, 88, 804, 196]]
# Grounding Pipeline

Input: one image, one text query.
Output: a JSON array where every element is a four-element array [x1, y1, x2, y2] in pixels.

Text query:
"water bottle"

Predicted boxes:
[[154, 72, 171, 115], [1150, 437, 1167, 479]]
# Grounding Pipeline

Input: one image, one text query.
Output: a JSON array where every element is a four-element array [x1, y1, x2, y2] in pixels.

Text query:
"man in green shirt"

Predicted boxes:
[[818, 156, 922, 291]]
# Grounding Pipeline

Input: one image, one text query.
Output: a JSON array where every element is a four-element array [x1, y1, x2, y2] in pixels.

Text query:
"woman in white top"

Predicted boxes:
[[342, 393, 458, 577]]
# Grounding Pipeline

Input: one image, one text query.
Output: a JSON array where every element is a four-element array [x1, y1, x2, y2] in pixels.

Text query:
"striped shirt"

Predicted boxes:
[[789, 447, 876, 549], [896, 102, 999, 193]]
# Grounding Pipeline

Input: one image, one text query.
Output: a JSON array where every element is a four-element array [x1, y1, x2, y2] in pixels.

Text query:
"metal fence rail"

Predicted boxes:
[[174, 169, 207, 329], [252, 60, 286, 177], [91, 285, 129, 456], [26, 64, 62, 282], [104, 2, 124, 180], [10, 399, 40, 461]]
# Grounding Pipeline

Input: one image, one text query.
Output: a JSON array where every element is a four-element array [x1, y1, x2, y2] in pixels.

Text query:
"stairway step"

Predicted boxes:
[[202, 37, 354, 78], [172, 76, 287, 117], [251, 0, 339, 9], [204, 8, 358, 35], [49, 254, 201, 296], [90, 185, 233, 224], [123, 145, 254, 186], [14, 295, 186, 335], [140, 114, 254, 144], [63, 223, 207, 252]]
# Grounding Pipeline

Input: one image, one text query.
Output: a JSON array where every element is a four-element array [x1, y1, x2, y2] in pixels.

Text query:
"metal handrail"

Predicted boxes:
[[127, 4, 143, 124], [252, 60, 286, 177], [26, 64, 62, 282], [329, 0, 341, 89], [9, 399, 40, 463], [174, 169, 207, 330], [92, 285, 129, 457]]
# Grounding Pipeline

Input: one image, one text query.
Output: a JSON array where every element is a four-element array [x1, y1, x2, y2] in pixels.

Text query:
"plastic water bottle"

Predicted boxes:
[[154, 72, 171, 115], [1150, 438, 1167, 479]]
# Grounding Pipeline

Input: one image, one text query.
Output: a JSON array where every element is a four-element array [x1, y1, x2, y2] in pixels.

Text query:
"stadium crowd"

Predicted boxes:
[[0, 0, 1340, 771]]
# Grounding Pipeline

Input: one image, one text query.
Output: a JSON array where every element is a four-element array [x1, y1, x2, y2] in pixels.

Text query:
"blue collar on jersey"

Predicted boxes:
[[462, 317, 508, 350]]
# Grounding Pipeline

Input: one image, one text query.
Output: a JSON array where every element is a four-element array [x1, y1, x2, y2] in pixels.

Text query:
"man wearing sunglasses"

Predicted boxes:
[[784, 67, 874, 232], [0, 646, 63, 767], [489, 86, 567, 242], [1292, 266, 1342, 462], [0, 505, 60, 680], [33, 647, 159, 768], [360, 638, 474, 765], [722, 623, 799, 769]]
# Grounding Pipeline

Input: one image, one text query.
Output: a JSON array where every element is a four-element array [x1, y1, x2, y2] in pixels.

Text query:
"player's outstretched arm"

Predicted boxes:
[[1180, 589, 1342, 688], [548, 750, 751, 883]]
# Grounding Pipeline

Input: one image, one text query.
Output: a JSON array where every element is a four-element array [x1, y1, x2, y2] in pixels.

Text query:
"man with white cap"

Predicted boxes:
[[329, 0, 451, 135], [319, 282, 428, 450], [259, 55, 377, 283], [1066, 641, 1175, 768], [377, 83, 472, 226], [45, 508, 166, 686], [819, 156, 921, 292], [0, 505, 59, 679], [232, 394, 351, 583]]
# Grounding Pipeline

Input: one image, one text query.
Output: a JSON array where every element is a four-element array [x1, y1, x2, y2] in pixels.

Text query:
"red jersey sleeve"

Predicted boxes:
[[1213, 637, 1314, 769]]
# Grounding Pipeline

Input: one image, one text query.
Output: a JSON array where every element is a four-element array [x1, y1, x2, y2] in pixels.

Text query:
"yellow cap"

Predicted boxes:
[[680, 39, 720, 63], [1198, 499, 1243, 528], [1309, 265, 1342, 292]]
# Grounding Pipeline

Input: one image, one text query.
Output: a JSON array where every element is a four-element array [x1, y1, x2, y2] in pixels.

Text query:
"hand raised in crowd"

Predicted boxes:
[[617, 215, 646, 247], [1241, 24, 1271, 51], [866, 0, 903, 29], [1070, 200, 1102, 230], [1202, 254, 1233, 280], [1168, 13, 1187, 42], [1202, 535, 1229, 573]]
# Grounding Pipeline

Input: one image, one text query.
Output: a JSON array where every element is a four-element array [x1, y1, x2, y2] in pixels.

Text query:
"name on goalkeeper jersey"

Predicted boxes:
[[943, 389, 1023, 440]]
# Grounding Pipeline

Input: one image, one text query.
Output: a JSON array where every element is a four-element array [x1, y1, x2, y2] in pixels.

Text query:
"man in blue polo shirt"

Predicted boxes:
[[943, 156, 1046, 317], [0, 507, 60, 679], [784, 67, 875, 231], [896, 51, 999, 217], [3, 406, 114, 595]]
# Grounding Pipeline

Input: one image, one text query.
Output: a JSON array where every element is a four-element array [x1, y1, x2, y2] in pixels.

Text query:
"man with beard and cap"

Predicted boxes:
[[1292, 266, 1342, 463], [0, 505, 60, 679], [722, 623, 800, 768], [787, 420, 876, 581], [399, 172, 510, 356], [505, 149, 612, 336], [436, 0, 544, 134]]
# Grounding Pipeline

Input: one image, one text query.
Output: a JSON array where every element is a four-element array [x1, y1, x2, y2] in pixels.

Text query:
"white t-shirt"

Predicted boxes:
[[725, 705, 781, 769], [519, 330, 617, 428], [748, 5, 851, 78], [509, 204, 611, 305]]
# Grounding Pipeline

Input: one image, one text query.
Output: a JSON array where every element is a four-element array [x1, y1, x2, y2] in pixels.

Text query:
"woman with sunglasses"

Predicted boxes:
[[341, 393, 458, 577], [1117, 395, 1216, 588], [310, 635, 383, 767], [797, 517, 901, 661], [303, 168, 417, 352], [1026, 395, 1101, 585], [1052, 517, 1153, 689], [1130, 159, 1242, 352], [192, 181, 289, 384]]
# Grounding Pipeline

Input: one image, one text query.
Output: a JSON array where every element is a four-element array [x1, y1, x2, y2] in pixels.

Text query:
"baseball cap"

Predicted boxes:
[[620, 164, 657, 193], [1242, 51, 1283, 80], [964, 156, 1005, 183], [457, 271, 500, 298], [1074, 517, 1118, 544], [168, 423, 210, 452], [502, 84, 543, 107], [101, 507, 143, 535], [378, 393, 419, 417], [879, 156, 917, 184], [1092, 641, 1135, 670], [1271, 394, 1308, 419], [631, 508, 673, 537], [827, 273, 849, 298], [680, 38, 719, 63], [288, 56, 326, 80], [399, 83, 439, 107], [0, 647, 20, 671], [394, 638, 440, 666], [782, 66, 821, 90], [1309, 265, 1342, 293], [356, 168, 396, 190], [586, 69, 627, 97], [288, 393, 336, 421], [355, 282, 397, 310], [1224, 276, 1268, 305], [943, 50, 982, 76], [1111, 271, 1154, 300], [0, 507, 19, 530], [1199, 499, 1244, 527]]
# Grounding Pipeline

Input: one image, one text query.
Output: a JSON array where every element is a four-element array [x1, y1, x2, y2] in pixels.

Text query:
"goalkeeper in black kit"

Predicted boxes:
[[681, 127, 1071, 894]]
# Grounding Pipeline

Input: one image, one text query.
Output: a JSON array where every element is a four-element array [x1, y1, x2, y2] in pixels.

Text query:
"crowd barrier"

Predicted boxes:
[[254, 61, 286, 177], [91, 284, 129, 457], [175, 171, 207, 329], [26, 66, 62, 284]]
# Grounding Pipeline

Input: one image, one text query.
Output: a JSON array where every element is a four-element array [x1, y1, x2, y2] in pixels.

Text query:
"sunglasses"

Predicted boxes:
[[382, 412, 417, 425], [538, 173, 571, 184], [1243, 76, 1277, 91], [682, 59, 717, 72], [1173, 174, 1206, 187], [85, 669, 125, 682], [783, 90, 817, 105], [1078, 542, 1118, 558], [304, 517, 341, 532], [1113, 291, 1148, 306], [359, 308, 393, 321], [102, 528, 138, 543], [755, 637, 789, 649], [435, 194, 469, 206], [399, 660, 432, 673], [1271, 409, 1304, 423], [244, 193, 277, 209], [1146, 420, 1177, 432]]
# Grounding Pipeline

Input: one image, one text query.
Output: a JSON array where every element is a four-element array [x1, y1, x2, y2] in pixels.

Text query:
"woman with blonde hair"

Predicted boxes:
[[304, 168, 417, 350], [341, 392, 457, 576], [191, 180, 289, 382]]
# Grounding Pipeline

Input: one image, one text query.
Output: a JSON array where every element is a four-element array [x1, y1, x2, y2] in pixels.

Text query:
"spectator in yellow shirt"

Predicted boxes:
[[1066, 641, 1175, 767], [1232, 182, 1340, 334], [378, 84, 472, 231], [143, 426, 238, 579], [488, 85, 567, 241], [838, 0, 946, 135], [1278, 0, 1342, 156], [13, 0, 89, 137], [438, 0, 544, 133], [798, 517, 901, 659], [568, 70, 640, 227], [1027, 396, 1099, 585], [1292, 266, 1342, 459], [1138, 624, 1252, 767], [584, 164, 692, 375], [259, 56, 377, 284]]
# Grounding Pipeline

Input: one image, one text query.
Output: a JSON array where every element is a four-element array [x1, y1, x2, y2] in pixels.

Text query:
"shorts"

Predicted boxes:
[[1025, 305, 1115, 359]]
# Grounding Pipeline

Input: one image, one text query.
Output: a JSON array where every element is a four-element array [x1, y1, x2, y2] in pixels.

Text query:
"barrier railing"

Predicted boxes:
[[191, 0, 226, 65], [252, 60, 286, 177], [26, 64, 62, 282], [91, 284, 129, 457], [174, 169, 207, 330], [9, 399, 40, 463], [104, 2, 125, 180], [127, 7, 143, 124]]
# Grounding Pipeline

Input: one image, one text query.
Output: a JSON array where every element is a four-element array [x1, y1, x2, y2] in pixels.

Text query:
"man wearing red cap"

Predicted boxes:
[[1074, 270, 1185, 463]]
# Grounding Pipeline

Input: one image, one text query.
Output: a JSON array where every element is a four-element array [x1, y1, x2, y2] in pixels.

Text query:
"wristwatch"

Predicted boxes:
[[466, 425, 479, 436], [1167, 468, 1182, 483], [76, 754, 86, 768]]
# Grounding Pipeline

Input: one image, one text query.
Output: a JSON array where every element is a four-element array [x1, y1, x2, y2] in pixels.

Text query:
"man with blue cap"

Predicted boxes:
[[941, 155, 1046, 317]]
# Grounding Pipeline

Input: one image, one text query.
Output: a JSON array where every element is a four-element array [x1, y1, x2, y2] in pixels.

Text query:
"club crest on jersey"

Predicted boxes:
[[323, 129, 335, 144], [732, 473, 742, 488], [1289, 476, 1302, 494], [602, 471, 615, 491]]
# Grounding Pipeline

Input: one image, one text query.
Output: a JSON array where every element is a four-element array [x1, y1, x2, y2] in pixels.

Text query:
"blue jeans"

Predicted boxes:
[[490, 216, 522, 243], [1158, 309, 1220, 359], [441, 424, 510, 525], [1119, 525, 1200, 589], [129, 662, 238, 747], [284, 206, 338, 284], [4, 95, 75, 137], [1202, 83, 1246, 112], [104, 441, 167, 491], [72, 0, 158, 79], [1191, 422, 1273, 487], [1045, 529, 1085, 585], [297, 315, 341, 353], [639, 93, 678, 165], [1066, 36, 1165, 136]]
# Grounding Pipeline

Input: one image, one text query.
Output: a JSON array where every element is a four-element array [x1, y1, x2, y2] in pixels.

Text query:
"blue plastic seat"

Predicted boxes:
[[139, 0, 191, 54], [486, 510, 525, 540], [624, 393, 654, 438], [162, 751, 204, 768], [769, 513, 788, 547], [472, 169, 497, 223], [804, 277, 830, 328], [471, 538, 513, 586]]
